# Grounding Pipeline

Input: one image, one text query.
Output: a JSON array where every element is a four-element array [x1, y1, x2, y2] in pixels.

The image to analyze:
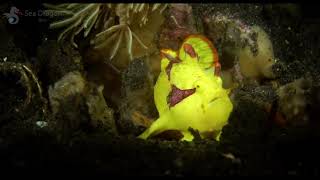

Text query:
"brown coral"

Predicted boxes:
[[44, 3, 168, 63], [48, 71, 116, 141], [276, 77, 312, 126], [159, 4, 198, 51], [203, 13, 277, 86]]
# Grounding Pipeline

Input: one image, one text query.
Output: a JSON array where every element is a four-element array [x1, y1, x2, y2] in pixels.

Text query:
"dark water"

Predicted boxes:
[[0, 3, 320, 175]]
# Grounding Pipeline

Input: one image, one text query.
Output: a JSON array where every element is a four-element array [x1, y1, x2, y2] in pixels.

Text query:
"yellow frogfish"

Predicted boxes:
[[138, 35, 233, 141]]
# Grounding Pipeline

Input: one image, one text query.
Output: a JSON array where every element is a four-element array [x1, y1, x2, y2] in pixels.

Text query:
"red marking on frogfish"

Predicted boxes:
[[214, 61, 221, 76], [167, 85, 196, 108], [166, 60, 181, 80], [183, 43, 197, 58], [161, 52, 181, 80]]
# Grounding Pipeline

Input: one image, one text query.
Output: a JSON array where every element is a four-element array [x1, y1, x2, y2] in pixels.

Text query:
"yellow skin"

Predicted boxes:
[[153, 49, 176, 116], [155, 35, 220, 115], [139, 35, 233, 141]]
